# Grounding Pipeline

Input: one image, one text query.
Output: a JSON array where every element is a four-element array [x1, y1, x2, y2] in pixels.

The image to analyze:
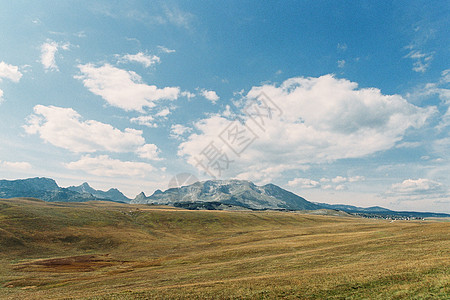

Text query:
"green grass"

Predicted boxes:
[[0, 198, 448, 299]]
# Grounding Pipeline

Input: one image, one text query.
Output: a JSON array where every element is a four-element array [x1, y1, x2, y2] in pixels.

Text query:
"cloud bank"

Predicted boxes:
[[179, 75, 436, 182]]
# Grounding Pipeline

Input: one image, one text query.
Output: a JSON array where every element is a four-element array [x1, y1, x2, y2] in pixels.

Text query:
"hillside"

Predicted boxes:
[[67, 182, 130, 203], [1, 177, 449, 218], [131, 179, 321, 210], [0, 178, 101, 202], [0, 198, 448, 299], [0, 178, 124, 203]]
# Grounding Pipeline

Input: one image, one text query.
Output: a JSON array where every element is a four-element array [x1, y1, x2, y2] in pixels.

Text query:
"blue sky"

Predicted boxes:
[[0, 1, 449, 212]]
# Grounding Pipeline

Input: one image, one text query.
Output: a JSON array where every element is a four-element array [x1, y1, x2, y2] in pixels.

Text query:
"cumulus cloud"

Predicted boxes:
[[0, 61, 23, 82], [348, 176, 365, 182], [65, 155, 154, 177], [181, 91, 196, 99], [130, 115, 157, 128], [287, 178, 320, 188], [40, 40, 70, 71], [23, 105, 146, 153], [75, 63, 180, 112], [170, 124, 192, 139], [129, 108, 170, 128], [331, 176, 347, 183], [388, 178, 445, 196], [155, 108, 170, 117], [0, 61, 23, 102], [119, 52, 160, 67], [136, 144, 162, 160], [0, 161, 32, 170], [335, 184, 347, 191], [288, 175, 364, 190], [200, 89, 219, 103], [179, 75, 435, 182]]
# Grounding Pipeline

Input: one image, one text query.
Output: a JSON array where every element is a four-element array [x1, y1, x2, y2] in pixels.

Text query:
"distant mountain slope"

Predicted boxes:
[[68, 182, 130, 203], [315, 202, 450, 218], [315, 203, 393, 212], [0, 177, 117, 203], [131, 179, 321, 210]]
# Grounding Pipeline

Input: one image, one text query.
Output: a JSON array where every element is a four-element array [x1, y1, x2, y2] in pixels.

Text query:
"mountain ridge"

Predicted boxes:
[[0, 177, 124, 203], [132, 179, 322, 211], [1, 177, 449, 217], [68, 182, 130, 203]]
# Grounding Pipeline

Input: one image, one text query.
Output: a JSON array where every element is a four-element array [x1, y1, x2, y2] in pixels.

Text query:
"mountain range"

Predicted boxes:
[[0, 177, 128, 203], [131, 179, 321, 211], [1, 177, 449, 218], [67, 182, 130, 203]]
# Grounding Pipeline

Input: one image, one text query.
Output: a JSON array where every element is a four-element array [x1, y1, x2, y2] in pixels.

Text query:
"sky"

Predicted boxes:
[[0, 0, 449, 213]]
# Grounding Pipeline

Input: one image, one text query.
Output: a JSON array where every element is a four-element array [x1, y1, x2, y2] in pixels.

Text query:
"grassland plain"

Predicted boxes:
[[0, 198, 448, 299]]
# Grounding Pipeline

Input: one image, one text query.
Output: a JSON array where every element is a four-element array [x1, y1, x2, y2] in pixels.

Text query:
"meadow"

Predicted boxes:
[[0, 198, 448, 299]]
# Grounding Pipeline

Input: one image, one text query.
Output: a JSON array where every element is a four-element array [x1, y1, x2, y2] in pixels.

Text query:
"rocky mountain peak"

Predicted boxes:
[[130, 179, 320, 211]]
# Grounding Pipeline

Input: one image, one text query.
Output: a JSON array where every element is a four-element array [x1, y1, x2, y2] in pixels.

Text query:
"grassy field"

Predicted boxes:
[[0, 198, 448, 299]]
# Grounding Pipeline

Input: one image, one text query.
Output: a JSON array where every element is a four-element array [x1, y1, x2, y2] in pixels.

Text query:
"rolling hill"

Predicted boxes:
[[0, 198, 448, 299]]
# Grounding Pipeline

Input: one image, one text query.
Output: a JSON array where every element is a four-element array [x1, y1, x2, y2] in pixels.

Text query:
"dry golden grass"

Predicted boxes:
[[0, 198, 448, 299]]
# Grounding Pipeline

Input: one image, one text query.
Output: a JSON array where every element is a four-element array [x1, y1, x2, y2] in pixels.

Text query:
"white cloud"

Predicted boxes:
[[170, 124, 192, 140], [405, 69, 450, 130], [181, 91, 196, 99], [404, 50, 433, 73], [337, 60, 345, 68], [0, 89, 3, 103], [335, 184, 347, 191], [40, 40, 69, 71], [328, 175, 364, 183], [441, 69, 450, 84], [288, 175, 365, 191], [136, 144, 162, 161], [158, 45, 176, 53], [287, 178, 320, 188], [75, 31, 86, 38], [120, 52, 160, 67], [348, 176, 365, 182], [331, 176, 346, 183], [0, 61, 23, 82], [130, 115, 157, 127], [200, 89, 219, 102], [179, 75, 435, 182], [65, 155, 154, 177], [75, 63, 180, 112], [0, 161, 32, 170], [155, 108, 170, 117], [388, 178, 445, 196], [24, 105, 145, 153], [396, 141, 421, 148]]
